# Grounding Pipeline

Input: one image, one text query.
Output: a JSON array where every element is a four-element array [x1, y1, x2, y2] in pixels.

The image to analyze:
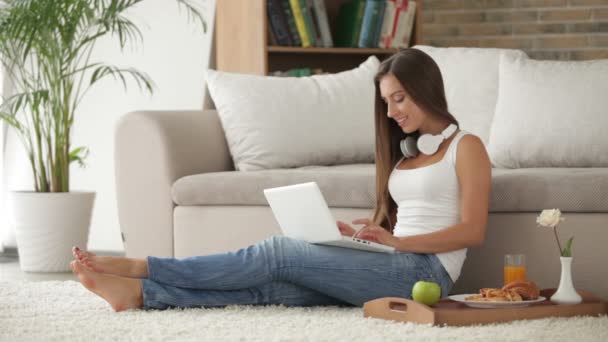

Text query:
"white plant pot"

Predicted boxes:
[[11, 191, 96, 272]]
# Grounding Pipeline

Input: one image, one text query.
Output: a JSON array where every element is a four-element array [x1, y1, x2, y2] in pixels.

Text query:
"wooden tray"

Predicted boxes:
[[363, 289, 608, 326]]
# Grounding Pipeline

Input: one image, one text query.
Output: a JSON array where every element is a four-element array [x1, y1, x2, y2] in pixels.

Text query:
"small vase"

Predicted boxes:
[[550, 257, 582, 305]]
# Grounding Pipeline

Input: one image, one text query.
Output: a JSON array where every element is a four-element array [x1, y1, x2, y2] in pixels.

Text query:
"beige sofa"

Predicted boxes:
[[115, 108, 608, 300], [115, 46, 608, 300]]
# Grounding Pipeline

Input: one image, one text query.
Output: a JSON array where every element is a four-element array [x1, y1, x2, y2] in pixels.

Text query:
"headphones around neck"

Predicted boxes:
[[400, 123, 458, 158]]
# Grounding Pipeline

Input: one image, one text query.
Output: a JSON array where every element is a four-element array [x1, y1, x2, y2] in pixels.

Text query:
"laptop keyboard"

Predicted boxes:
[[352, 238, 372, 245]]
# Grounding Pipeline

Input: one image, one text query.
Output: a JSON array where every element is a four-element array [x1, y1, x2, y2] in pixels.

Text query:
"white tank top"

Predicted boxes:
[[388, 130, 470, 282]]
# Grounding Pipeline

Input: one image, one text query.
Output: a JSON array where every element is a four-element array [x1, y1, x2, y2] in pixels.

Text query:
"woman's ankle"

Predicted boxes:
[[132, 258, 149, 278]]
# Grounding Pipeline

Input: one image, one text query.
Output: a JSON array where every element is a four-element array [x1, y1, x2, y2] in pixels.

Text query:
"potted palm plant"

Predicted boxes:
[[0, 0, 205, 272]]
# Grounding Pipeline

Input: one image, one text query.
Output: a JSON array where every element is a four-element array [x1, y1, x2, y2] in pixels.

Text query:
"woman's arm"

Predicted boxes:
[[395, 134, 492, 253]]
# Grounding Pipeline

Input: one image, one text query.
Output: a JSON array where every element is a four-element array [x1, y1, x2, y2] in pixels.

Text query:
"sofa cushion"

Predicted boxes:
[[205, 56, 379, 171], [488, 54, 608, 168], [172, 166, 608, 212], [172, 164, 376, 208], [490, 168, 608, 212], [413, 45, 528, 146]]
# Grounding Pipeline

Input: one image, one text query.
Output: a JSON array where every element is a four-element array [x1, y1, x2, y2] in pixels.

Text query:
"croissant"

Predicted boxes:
[[465, 288, 523, 302], [502, 280, 540, 300]]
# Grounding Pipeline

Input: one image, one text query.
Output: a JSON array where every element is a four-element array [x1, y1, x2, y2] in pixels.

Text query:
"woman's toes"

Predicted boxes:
[[73, 261, 96, 289], [72, 260, 84, 273], [82, 257, 103, 273], [81, 259, 92, 269], [74, 246, 85, 261], [81, 251, 96, 261], [84, 260, 95, 269], [72, 246, 96, 261], [71, 260, 88, 276]]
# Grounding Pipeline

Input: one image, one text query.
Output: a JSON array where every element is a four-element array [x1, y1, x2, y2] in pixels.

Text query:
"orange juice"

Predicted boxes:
[[504, 265, 526, 285]]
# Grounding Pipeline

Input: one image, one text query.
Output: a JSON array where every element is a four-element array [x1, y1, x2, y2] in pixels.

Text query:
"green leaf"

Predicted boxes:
[[176, 0, 207, 32], [562, 236, 574, 257], [69, 146, 89, 168], [89, 64, 154, 94], [0, 0, 204, 192]]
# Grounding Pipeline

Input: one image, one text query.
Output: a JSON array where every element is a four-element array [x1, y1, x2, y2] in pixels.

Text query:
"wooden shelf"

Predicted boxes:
[[216, 0, 423, 76], [267, 46, 400, 55]]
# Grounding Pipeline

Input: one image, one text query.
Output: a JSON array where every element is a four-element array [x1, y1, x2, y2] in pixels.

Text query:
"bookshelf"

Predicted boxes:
[[215, 0, 423, 76]]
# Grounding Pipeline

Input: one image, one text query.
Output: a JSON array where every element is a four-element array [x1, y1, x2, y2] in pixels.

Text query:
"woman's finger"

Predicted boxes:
[[337, 221, 357, 236], [360, 233, 378, 242], [353, 226, 370, 238], [339, 226, 353, 233], [352, 218, 371, 225], [337, 221, 353, 230]]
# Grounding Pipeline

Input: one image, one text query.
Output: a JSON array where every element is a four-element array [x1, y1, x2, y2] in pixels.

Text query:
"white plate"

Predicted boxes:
[[448, 294, 546, 309]]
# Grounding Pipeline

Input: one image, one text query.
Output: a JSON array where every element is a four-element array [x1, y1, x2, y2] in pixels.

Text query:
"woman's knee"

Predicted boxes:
[[262, 235, 300, 250], [259, 235, 309, 262]]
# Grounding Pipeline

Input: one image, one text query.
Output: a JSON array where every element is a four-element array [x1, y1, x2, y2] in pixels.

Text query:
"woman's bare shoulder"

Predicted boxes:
[[456, 133, 490, 167], [456, 132, 484, 150]]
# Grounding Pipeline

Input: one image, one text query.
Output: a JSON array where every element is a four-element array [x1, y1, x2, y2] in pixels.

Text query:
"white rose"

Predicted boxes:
[[536, 209, 565, 227]]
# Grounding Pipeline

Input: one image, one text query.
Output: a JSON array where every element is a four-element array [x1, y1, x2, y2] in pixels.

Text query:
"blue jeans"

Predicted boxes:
[[141, 236, 453, 309]]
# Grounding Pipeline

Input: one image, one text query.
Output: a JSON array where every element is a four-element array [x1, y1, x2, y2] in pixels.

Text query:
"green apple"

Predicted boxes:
[[412, 281, 441, 306]]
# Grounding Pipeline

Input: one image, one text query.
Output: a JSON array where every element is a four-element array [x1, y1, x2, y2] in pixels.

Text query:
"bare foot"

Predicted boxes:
[[72, 246, 148, 278], [72, 246, 96, 262], [71, 260, 144, 312]]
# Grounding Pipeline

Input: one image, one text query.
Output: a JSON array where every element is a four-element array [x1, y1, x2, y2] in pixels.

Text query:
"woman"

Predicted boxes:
[[71, 48, 491, 311]]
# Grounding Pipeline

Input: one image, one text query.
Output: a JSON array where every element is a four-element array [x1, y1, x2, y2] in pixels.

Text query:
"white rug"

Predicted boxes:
[[1, 280, 607, 342]]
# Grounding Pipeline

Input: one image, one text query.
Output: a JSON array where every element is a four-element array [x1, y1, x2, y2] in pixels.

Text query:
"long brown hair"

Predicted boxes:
[[371, 48, 459, 232]]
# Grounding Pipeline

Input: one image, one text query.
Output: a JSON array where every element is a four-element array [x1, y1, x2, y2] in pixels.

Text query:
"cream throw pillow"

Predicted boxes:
[[488, 54, 608, 168], [413, 45, 528, 145], [206, 56, 379, 171]]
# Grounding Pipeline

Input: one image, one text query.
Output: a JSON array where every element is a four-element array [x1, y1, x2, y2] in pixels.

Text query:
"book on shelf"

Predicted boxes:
[[270, 67, 327, 77], [289, 0, 312, 47], [334, 0, 365, 48], [335, 0, 415, 49], [280, 0, 302, 46], [390, 0, 416, 48], [268, 0, 332, 47], [298, 0, 318, 47], [378, 0, 397, 48], [267, 0, 416, 49], [268, 27, 278, 46], [371, 1, 387, 47], [358, 0, 386, 48], [312, 0, 333, 47], [305, 0, 323, 46], [351, 0, 367, 47], [267, 0, 293, 46]]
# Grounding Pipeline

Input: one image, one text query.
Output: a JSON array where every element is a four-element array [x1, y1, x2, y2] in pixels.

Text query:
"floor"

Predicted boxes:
[[0, 256, 77, 281], [0, 249, 123, 282]]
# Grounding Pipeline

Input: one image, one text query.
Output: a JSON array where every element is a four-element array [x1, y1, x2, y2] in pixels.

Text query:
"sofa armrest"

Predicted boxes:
[[114, 110, 233, 258]]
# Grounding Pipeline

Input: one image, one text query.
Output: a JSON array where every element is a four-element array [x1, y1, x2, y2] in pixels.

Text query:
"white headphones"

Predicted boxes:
[[400, 123, 457, 158]]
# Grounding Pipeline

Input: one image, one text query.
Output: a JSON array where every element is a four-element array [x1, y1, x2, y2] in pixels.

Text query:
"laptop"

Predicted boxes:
[[263, 182, 395, 253]]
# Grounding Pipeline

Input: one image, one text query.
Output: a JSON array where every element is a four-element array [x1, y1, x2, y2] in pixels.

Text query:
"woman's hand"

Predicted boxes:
[[336, 220, 357, 237], [337, 218, 399, 248]]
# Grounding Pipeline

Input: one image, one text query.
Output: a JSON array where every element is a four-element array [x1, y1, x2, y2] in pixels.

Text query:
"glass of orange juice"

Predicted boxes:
[[504, 254, 526, 285]]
